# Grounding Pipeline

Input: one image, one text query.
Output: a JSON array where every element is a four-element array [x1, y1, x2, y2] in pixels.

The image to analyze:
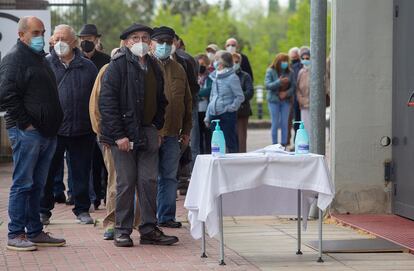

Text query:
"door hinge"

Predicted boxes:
[[395, 5, 399, 18]]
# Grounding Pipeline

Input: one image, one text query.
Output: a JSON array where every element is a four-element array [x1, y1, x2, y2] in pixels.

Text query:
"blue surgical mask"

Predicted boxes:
[[281, 61, 289, 70], [30, 36, 45, 52], [233, 63, 241, 71], [301, 59, 311, 67], [213, 60, 220, 70], [154, 42, 172, 60]]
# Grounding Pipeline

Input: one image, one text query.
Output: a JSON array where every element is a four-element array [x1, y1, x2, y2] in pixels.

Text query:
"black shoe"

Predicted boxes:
[[140, 227, 179, 245], [158, 220, 182, 228], [65, 195, 74, 205], [94, 199, 101, 210], [114, 234, 133, 247], [54, 193, 66, 204]]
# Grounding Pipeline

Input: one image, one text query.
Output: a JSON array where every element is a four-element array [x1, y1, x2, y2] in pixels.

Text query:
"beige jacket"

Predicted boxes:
[[158, 58, 192, 137], [89, 64, 109, 135], [296, 67, 310, 109]]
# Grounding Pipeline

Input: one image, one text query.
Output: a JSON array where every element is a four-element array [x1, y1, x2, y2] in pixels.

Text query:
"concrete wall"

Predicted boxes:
[[331, 0, 393, 214]]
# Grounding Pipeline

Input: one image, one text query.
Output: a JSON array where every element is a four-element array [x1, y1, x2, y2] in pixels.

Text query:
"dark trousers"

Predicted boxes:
[[210, 111, 239, 153], [40, 134, 95, 217], [110, 127, 159, 236], [198, 112, 211, 154]]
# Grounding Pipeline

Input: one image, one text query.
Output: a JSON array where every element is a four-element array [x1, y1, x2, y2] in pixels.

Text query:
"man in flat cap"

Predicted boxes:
[[99, 23, 176, 247], [150, 26, 192, 229], [78, 23, 111, 212]]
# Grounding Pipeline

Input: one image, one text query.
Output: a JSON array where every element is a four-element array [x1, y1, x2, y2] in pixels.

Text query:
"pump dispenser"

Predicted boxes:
[[211, 120, 226, 156], [293, 121, 309, 154]]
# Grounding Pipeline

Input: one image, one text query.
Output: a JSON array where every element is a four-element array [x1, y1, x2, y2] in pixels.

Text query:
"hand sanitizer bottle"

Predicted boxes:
[[293, 121, 309, 154], [211, 120, 226, 156]]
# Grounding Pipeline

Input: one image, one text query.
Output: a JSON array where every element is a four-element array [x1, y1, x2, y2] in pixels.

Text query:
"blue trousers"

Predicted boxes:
[[157, 136, 181, 223], [7, 127, 56, 239], [268, 101, 291, 145]]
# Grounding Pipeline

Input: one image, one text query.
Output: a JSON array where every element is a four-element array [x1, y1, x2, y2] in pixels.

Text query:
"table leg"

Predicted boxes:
[[218, 195, 226, 265], [317, 208, 324, 263], [201, 222, 207, 258], [296, 190, 303, 255]]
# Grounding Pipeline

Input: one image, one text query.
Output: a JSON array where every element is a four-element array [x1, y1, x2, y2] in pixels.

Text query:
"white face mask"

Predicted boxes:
[[207, 52, 215, 61], [170, 44, 176, 55], [54, 40, 70, 57], [226, 45, 236, 54], [130, 42, 149, 57], [233, 63, 241, 71]]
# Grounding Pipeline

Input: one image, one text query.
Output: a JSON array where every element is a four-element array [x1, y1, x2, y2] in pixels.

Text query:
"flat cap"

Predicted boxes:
[[151, 26, 175, 41], [120, 23, 153, 40]]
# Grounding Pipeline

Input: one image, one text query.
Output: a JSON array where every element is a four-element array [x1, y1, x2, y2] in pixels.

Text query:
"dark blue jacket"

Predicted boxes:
[[0, 40, 63, 137], [47, 48, 98, 136]]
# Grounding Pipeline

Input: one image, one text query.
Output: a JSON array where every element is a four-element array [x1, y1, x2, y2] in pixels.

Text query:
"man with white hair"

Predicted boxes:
[[0, 16, 65, 251], [225, 37, 254, 81], [39, 24, 98, 225]]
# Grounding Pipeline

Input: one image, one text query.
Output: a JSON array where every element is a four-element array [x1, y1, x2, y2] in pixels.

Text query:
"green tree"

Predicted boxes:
[[289, 0, 297, 12], [268, 0, 280, 14], [86, 0, 155, 53], [161, 0, 209, 25], [278, 0, 331, 53]]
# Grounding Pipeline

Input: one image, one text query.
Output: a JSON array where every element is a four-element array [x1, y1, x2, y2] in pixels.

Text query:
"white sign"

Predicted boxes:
[[0, 10, 51, 60]]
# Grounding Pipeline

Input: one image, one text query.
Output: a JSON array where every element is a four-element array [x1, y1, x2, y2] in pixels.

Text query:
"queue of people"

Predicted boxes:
[[0, 16, 258, 251]]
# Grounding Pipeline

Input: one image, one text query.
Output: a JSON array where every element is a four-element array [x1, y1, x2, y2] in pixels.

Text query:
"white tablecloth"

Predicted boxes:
[[184, 152, 334, 239]]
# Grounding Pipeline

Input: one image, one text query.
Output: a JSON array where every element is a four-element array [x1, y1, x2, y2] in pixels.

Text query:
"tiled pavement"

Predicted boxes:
[[0, 163, 258, 271]]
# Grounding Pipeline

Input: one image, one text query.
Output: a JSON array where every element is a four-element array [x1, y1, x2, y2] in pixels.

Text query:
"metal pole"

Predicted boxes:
[[218, 195, 226, 265], [83, 0, 88, 24], [310, 2, 327, 263], [296, 190, 303, 255], [201, 222, 207, 258], [317, 208, 324, 263], [310, 0, 327, 155]]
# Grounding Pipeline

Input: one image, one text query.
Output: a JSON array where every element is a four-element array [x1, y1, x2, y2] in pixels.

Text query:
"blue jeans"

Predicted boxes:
[[210, 111, 238, 153], [157, 136, 181, 223], [268, 101, 291, 145], [40, 134, 94, 217], [7, 127, 56, 239]]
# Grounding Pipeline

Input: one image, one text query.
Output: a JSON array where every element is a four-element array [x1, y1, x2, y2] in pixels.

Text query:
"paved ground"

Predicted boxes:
[[1, 129, 414, 270]]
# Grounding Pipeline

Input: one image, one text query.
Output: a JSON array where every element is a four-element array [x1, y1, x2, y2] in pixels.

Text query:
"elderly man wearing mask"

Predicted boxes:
[[150, 26, 192, 229], [40, 24, 98, 225], [225, 38, 253, 81], [99, 23, 176, 247], [0, 16, 65, 251]]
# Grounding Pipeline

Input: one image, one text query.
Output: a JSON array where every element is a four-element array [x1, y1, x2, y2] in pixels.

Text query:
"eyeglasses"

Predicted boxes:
[[302, 57, 310, 60], [128, 35, 150, 42]]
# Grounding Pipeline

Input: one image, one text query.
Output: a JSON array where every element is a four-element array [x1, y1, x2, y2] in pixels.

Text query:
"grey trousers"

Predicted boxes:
[[110, 127, 158, 236]]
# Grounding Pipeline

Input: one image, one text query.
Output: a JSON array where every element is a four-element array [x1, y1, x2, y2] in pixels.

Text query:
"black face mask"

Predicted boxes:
[[199, 65, 207, 74], [291, 59, 300, 64], [81, 40, 95, 53]]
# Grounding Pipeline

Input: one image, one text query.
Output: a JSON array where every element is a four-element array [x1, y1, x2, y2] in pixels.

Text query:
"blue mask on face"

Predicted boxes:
[[154, 42, 172, 60], [30, 36, 45, 52], [301, 59, 311, 67], [281, 62, 289, 70]]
